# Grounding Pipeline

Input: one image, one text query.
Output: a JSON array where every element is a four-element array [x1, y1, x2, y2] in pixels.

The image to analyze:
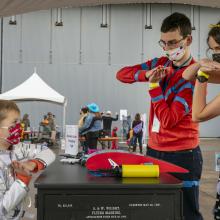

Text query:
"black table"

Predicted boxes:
[[35, 159, 183, 220]]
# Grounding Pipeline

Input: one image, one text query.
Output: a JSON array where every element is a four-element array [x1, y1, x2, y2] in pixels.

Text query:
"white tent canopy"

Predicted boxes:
[[0, 0, 219, 17], [0, 72, 65, 104], [0, 72, 67, 137]]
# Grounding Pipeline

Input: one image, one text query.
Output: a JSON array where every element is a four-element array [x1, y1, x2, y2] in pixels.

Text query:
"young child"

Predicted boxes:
[[0, 100, 55, 219], [111, 127, 118, 149]]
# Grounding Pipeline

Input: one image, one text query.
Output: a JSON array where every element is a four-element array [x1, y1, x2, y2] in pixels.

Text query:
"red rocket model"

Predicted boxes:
[[86, 150, 188, 176]]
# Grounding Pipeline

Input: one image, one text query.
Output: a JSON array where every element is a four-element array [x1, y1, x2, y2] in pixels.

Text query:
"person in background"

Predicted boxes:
[[132, 113, 143, 154], [111, 127, 118, 149], [78, 106, 89, 152], [126, 128, 133, 152], [40, 115, 50, 135], [47, 112, 56, 132], [41, 115, 49, 126], [0, 100, 55, 219], [21, 114, 31, 141], [182, 21, 220, 220], [102, 111, 118, 148], [21, 114, 30, 131], [127, 115, 132, 130], [79, 103, 102, 154], [78, 106, 89, 128], [122, 115, 130, 140]]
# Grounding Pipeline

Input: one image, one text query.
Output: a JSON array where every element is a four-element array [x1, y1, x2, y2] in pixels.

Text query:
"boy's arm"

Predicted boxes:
[[3, 148, 55, 213], [116, 59, 156, 83], [0, 175, 29, 215], [32, 148, 56, 171], [13, 143, 56, 170], [13, 151, 55, 176]]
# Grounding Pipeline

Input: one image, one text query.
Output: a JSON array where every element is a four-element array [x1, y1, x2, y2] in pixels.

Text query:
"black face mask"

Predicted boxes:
[[212, 53, 220, 63]]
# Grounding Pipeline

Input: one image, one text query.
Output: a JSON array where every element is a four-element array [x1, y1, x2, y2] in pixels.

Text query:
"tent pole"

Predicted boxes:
[[63, 99, 67, 139], [0, 18, 3, 93]]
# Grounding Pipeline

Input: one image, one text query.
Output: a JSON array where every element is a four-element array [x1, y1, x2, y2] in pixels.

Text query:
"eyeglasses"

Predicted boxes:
[[158, 37, 185, 49]]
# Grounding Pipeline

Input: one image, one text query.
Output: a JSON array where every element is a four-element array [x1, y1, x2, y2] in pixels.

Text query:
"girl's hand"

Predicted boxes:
[[199, 59, 220, 73]]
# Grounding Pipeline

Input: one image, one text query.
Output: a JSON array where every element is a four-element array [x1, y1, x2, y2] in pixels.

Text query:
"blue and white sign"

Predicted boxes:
[[65, 125, 79, 156]]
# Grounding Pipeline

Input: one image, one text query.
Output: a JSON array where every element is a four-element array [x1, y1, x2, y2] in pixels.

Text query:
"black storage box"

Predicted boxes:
[[34, 159, 183, 220]]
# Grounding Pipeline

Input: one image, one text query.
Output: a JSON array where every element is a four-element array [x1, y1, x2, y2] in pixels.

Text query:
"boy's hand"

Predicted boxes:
[[147, 66, 169, 83], [21, 161, 37, 171], [12, 161, 37, 176]]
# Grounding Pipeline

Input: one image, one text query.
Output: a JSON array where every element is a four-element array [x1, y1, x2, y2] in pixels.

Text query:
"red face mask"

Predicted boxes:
[[6, 123, 22, 145]]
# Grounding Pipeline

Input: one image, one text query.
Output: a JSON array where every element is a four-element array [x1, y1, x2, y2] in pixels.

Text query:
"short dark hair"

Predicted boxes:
[[207, 21, 220, 46], [161, 12, 192, 37], [81, 107, 89, 114]]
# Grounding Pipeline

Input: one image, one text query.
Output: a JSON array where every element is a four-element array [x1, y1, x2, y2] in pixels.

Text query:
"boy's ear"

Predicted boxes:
[[186, 35, 192, 46]]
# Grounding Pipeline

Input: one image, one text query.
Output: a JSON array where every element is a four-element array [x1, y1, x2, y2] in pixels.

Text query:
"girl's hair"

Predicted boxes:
[[207, 21, 220, 46], [0, 100, 20, 123], [135, 113, 141, 121]]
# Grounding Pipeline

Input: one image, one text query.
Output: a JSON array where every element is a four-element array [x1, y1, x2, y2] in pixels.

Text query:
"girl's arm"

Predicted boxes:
[[183, 59, 220, 83], [207, 70, 220, 83], [192, 80, 220, 122]]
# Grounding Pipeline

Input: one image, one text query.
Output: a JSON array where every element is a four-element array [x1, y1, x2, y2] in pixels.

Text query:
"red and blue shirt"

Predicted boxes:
[[116, 56, 199, 152]]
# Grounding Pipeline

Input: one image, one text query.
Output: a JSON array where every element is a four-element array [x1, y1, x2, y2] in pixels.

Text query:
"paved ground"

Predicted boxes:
[[23, 139, 220, 220], [199, 139, 219, 220]]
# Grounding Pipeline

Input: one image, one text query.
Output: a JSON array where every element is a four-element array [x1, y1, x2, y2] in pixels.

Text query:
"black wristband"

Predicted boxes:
[[196, 75, 208, 83]]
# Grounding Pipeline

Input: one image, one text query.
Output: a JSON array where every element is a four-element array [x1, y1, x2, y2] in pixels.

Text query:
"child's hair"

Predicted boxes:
[[81, 106, 89, 114], [0, 100, 20, 123], [207, 21, 220, 46], [161, 12, 192, 37]]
